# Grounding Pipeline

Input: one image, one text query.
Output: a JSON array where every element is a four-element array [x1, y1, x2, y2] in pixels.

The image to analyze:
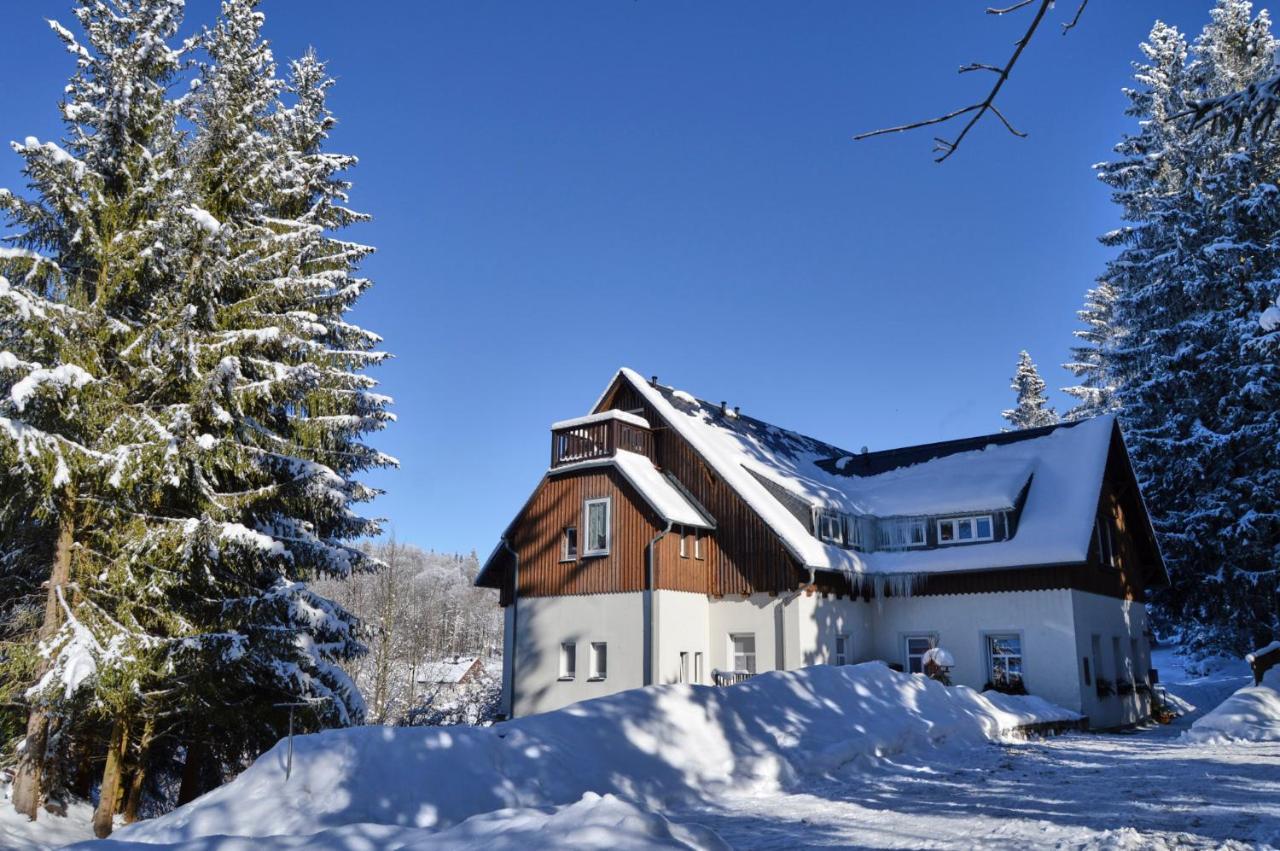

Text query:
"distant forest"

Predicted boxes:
[[316, 542, 502, 726]]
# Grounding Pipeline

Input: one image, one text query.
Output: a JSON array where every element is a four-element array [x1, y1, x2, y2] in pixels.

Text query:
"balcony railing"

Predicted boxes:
[[712, 669, 755, 687], [551, 415, 654, 468]]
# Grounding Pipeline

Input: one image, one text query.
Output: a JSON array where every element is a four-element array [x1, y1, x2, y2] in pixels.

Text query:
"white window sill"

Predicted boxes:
[[557, 676, 575, 682], [587, 676, 606, 682], [582, 550, 609, 558]]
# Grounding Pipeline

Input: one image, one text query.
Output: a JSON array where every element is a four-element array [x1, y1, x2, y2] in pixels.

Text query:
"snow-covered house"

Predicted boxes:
[[416, 657, 485, 691], [476, 368, 1167, 729]]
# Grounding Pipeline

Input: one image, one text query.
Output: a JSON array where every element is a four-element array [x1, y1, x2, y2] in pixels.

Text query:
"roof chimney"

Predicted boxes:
[[720, 401, 728, 415], [860, 446, 869, 455], [734, 406, 741, 417], [650, 375, 659, 387]]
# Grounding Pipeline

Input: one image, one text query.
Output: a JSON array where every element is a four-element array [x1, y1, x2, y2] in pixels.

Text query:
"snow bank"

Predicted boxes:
[[98, 663, 1077, 847], [1184, 668, 1280, 744], [74, 793, 726, 851]]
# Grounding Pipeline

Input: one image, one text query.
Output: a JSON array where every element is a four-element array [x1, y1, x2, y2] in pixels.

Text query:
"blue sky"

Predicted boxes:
[[0, 1, 1217, 555]]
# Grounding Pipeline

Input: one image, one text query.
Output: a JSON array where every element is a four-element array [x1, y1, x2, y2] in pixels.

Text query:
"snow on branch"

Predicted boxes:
[[855, 0, 1084, 162]]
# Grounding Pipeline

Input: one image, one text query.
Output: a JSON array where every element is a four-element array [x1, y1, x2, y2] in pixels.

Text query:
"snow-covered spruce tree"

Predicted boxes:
[[1001, 351, 1058, 430], [1061, 283, 1122, 421], [150, 0, 392, 800], [1101, 1, 1280, 654], [0, 0, 192, 825], [2, 0, 391, 833]]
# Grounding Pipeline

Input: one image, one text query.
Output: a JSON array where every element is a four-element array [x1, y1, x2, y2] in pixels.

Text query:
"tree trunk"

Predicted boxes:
[[11, 511, 75, 820], [93, 720, 127, 839], [176, 739, 207, 806], [122, 719, 154, 823]]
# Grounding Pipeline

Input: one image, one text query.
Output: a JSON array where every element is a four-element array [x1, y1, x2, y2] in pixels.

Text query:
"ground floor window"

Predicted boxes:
[[987, 634, 1023, 692], [589, 642, 607, 680], [559, 642, 576, 680], [835, 634, 849, 666], [694, 651, 704, 683], [731, 633, 757, 674], [905, 634, 935, 674]]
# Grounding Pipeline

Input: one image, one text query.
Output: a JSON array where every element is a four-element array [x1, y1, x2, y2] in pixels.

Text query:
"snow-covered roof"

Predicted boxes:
[[554, 449, 713, 530], [613, 368, 1115, 577], [417, 657, 482, 685], [550, 409, 650, 431]]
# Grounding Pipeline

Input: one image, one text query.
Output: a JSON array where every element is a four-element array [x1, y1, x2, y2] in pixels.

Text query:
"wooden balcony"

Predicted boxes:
[[551, 411, 655, 468]]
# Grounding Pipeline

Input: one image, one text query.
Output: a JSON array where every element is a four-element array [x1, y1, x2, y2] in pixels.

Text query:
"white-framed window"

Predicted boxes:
[[562, 526, 578, 561], [583, 498, 611, 556], [694, 651, 704, 684], [987, 633, 1024, 690], [937, 514, 994, 545], [559, 642, 576, 680], [589, 642, 607, 680], [679, 651, 689, 684], [730, 633, 757, 674], [694, 530, 704, 560], [904, 634, 935, 674], [816, 511, 844, 545], [679, 526, 688, 558], [835, 634, 849, 666], [879, 518, 927, 549]]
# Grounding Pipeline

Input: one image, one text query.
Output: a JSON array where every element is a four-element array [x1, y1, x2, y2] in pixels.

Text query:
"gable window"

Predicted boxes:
[[694, 530, 704, 560], [938, 515, 994, 544], [730, 633, 757, 674], [987, 634, 1023, 691], [583, 498, 611, 556], [817, 512, 844, 545], [835, 634, 849, 666], [1095, 510, 1119, 569], [562, 527, 578, 561], [559, 642, 576, 680], [905, 634, 935, 674], [589, 642, 607, 681]]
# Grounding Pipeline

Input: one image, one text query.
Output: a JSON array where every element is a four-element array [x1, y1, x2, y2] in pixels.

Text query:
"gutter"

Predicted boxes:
[[644, 521, 673, 687], [499, 536, 519, 717]]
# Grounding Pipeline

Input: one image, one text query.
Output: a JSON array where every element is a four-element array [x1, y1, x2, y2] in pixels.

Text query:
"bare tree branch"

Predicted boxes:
[[1062, 0, 1089, 34], [986, 0, 1035, 15], [855, 0, 1057, 162]]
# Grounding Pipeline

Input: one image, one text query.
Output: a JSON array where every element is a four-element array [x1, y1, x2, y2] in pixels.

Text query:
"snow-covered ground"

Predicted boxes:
[[0, 780, 97, 851], [15, 653, 1280, 850]]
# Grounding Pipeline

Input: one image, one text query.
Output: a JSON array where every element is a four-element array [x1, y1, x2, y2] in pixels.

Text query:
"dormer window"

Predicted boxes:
[[816, 512, 844, 545], [937, 514, 994, 545], [879, 518, 927, 549]]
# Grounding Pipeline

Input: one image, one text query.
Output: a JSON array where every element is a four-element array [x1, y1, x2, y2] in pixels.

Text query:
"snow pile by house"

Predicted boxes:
[[75, 793, 726, 851], [86, 663, 1077, 849], [1184, 667, 1280, 744]]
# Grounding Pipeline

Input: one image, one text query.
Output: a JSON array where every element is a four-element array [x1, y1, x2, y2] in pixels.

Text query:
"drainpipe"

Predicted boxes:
[[500, 536, 519, 717], [644, 521, 673, 687]]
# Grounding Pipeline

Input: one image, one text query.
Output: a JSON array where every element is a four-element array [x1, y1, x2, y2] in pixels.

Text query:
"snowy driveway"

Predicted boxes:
[[677, 672, 1279, 850]]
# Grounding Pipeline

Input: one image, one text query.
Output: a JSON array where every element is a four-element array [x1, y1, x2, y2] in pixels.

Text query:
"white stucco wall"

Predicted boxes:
[[504, 583, 1149, 729], [653, 590, 711, 685], [1070, 590, 1151, 728], [794, 595, 874, 667], [508, 593, 646, 717], [865, 589, 1085, 716]]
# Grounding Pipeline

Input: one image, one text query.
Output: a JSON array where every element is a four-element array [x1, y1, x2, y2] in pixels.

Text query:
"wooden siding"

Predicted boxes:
[[597, 377, 809, 597], [503, 466, 659, 601]]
